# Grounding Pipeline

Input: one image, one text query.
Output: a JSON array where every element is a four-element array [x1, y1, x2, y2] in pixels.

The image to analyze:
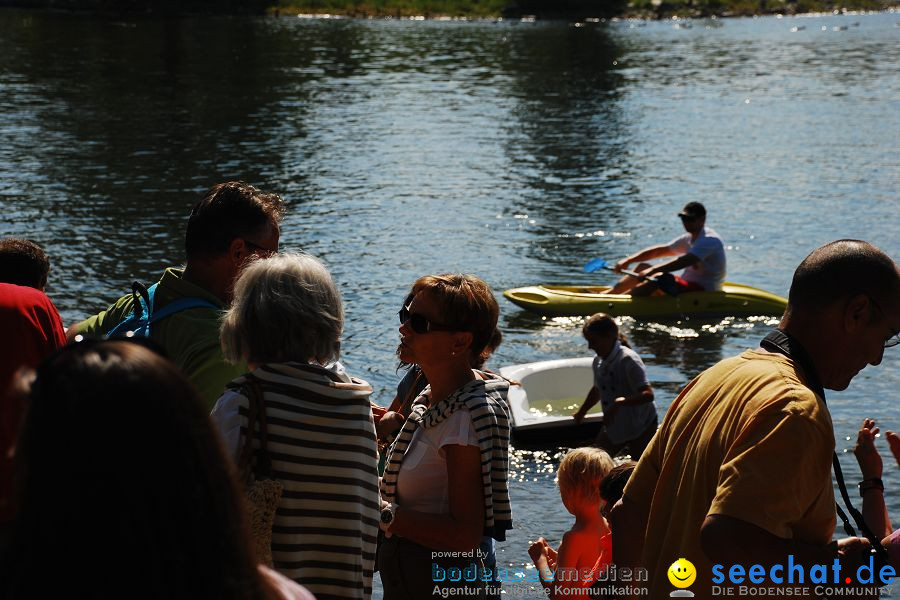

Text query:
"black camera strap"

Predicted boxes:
[[760, 329, 888, 560]]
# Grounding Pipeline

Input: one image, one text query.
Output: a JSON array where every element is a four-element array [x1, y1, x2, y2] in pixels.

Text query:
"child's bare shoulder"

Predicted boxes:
[[561, 527, 600, 547]]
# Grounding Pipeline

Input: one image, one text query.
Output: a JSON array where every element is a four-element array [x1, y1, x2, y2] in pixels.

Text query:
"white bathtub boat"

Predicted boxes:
[[499, 357, 604, 448]]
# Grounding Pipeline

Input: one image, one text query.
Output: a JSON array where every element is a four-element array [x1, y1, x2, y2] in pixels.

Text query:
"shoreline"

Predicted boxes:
[[268, 3, 898, 20], [1, 1, 897, 20]]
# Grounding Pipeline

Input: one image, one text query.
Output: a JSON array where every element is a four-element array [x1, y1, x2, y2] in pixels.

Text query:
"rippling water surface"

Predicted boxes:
[[1, 9, 898, 596]]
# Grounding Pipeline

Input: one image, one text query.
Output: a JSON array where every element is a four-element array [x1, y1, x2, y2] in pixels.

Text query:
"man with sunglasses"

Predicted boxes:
[[611, 240, 900, 599], [605, 201, 726, 297], [67, 181, 283, 409]]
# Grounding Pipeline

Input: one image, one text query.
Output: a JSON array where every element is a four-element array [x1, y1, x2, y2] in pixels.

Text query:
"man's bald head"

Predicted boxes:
[[787, 240, 899, 317]]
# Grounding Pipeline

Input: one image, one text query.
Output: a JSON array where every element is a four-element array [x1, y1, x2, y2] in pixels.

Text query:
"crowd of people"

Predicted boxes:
[[0, 182, 512, 600], [0, 180, 897, 600]]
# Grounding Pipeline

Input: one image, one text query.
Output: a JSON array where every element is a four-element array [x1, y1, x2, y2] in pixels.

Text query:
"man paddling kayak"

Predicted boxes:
[[604, 202, 726, 296]]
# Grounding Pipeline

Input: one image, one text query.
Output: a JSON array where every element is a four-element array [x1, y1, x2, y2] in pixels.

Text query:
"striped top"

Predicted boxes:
[[212, 362, 379, 600], [380, 373, 513, 542]]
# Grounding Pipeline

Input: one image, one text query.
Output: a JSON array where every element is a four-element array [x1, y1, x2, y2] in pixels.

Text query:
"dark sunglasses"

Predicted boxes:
[[398, 304, 456, 335]]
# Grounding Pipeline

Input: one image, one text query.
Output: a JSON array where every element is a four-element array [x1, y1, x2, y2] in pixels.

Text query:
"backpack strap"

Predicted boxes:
[[147, 294, 218, 324], [133, 281, 153, 319], [106, 281, 153, 337], [106, 281, 218, 338]]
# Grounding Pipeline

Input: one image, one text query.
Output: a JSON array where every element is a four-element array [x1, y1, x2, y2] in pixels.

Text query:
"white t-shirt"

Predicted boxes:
[[593, 342, 656, 445], [395, 407, 480, 514], [668, 227, 726, 291]]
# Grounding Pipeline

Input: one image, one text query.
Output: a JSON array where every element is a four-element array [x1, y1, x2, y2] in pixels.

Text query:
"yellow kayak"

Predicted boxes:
[[502, 282, 787, 318]]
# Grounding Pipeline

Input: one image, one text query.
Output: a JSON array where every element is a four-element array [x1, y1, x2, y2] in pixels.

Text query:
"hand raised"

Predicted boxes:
[[528, 537, 549, 563], [886, 431, 900, 469], [854, 418, 883, 479]]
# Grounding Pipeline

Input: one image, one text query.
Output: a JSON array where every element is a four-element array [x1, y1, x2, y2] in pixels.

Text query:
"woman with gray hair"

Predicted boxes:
[[211, 253, 379, 600]]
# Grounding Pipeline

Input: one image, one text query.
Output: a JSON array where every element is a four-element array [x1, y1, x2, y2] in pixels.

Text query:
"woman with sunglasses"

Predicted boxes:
[[1, 339, 314, 599], [375, 319, 503, 459], [377, 274, 512, 600]]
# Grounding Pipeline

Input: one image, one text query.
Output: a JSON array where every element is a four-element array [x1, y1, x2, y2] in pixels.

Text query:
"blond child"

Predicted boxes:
[[528, 447, 615, 599]]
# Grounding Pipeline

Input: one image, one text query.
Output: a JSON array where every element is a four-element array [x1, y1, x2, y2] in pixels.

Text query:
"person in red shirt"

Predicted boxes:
[[0, 238, 66, 529], [0, 282, 67, 526]]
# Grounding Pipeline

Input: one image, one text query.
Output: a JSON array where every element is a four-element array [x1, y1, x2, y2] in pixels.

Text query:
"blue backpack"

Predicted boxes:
[[106, 281, 218, 338]]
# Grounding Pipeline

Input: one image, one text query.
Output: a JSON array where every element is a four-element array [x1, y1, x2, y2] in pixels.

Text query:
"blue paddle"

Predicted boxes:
[[583, 258, 643, 278], [583, 258, 682, 296]]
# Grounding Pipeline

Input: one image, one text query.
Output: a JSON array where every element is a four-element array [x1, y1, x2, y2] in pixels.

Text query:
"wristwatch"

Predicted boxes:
[[858, 477, 884, 497], [381, 503, 396, 525]]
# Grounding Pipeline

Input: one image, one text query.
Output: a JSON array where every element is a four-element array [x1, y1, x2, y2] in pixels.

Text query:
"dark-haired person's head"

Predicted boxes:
[[3, 340, 270, 598], [678, 202, 706, 234], [0, 238, 50, 290], [583, 312, 631, 354], [183, 182, 285, 302], [583, 312, 619, 339], [782, 240, 899, 391], [600, 461, 637, 515]]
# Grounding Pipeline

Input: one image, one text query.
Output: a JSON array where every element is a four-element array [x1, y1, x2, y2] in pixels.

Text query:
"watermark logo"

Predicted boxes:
[[711, 554, 896, 597], [668, 558, 696, 597]]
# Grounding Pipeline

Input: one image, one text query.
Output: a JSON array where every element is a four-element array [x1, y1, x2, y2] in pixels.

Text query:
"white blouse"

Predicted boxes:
[[395, 407, 479, 514]]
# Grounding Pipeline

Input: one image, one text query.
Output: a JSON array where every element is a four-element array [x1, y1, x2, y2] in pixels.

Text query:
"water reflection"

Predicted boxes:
[[499, 24, 636, 280], [0, 13, 328, 309], [3, 11, 899, 598], [628, 320, 726, 381]]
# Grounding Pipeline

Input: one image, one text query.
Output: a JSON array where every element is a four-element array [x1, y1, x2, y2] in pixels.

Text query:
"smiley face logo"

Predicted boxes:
[[668, 558, 696, 588]]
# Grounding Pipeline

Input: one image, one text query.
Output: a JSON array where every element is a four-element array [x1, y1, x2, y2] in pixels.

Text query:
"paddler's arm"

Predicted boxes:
[[614, 244, 679, 272], [645, 253, 700, 277]]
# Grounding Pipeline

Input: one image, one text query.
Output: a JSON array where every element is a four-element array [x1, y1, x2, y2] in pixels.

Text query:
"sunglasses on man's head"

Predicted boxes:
[[398, 304, 456, 335]]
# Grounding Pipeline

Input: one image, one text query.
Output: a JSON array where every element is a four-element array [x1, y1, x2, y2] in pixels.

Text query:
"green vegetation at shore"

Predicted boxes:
[[2, 0, 894, 18], [271, 0, 509, 17], [268, 0, 895, 18]]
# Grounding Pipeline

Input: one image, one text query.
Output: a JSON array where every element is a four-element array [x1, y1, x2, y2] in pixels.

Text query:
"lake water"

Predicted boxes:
[[1, 8, 898, 597]]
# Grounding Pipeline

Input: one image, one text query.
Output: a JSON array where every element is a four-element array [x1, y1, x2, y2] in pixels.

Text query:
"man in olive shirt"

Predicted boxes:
[[70, 181, 284, 409]]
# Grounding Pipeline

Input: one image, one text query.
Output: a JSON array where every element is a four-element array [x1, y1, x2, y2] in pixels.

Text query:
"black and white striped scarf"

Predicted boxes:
[[380, 374, 513, 542]]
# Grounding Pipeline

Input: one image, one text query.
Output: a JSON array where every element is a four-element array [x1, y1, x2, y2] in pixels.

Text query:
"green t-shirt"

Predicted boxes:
[[73, 267, 247, 410]]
